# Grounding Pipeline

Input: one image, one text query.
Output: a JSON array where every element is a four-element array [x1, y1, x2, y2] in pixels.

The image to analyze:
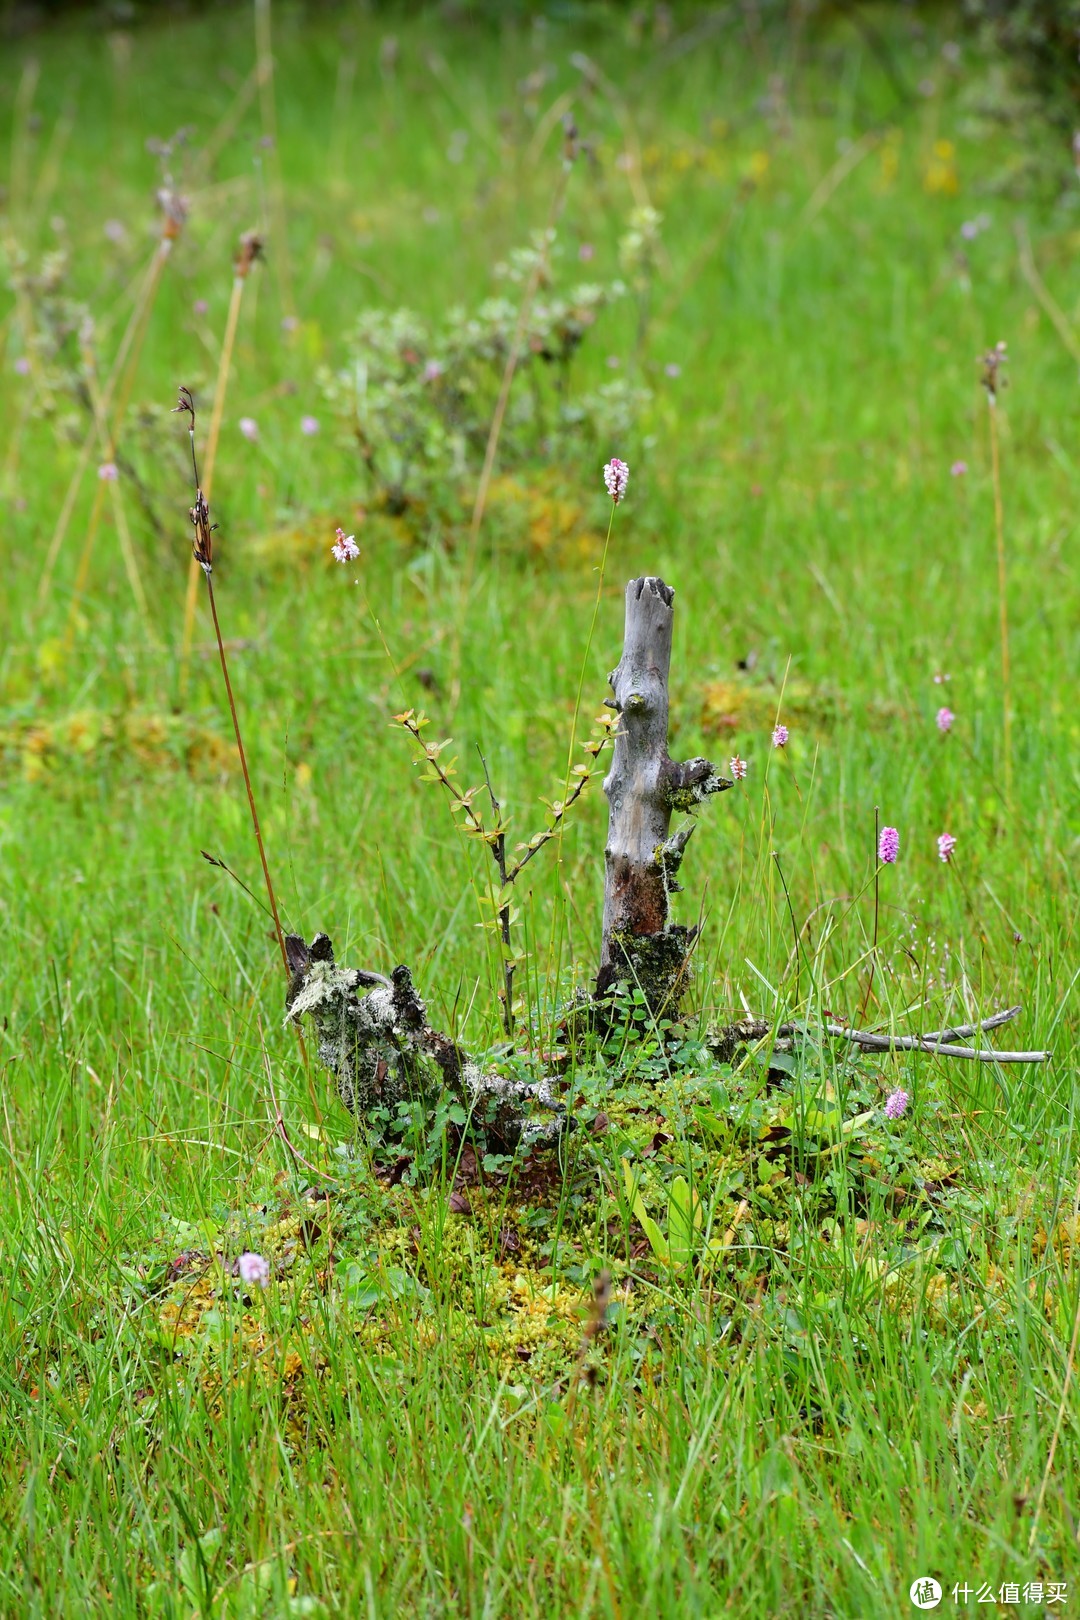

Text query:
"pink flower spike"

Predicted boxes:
[[884, 1088, 909, 1120], [603, 458, 629, 504], [331, 527, 360, 564], [936, 706, 954, 734], [237, 1252, 270, 1287], [950, 460, 967, 477], [729, 755, 748, 781], [878, 826, 899, 864], [771, 724, 789, 748], [238, 417, 259, 442], [300, 415, 319, 436], [97, 462, 119, 482], [937, 832, 957, 863]]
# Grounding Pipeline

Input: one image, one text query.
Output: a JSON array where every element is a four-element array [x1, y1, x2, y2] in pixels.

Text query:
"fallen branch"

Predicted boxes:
[[710, 1006, 1049, 1065], [284, 933, 566, 1149]]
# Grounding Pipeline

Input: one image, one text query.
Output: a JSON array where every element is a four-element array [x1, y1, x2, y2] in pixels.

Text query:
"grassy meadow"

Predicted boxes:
[[2, 2, 1080, 1614]]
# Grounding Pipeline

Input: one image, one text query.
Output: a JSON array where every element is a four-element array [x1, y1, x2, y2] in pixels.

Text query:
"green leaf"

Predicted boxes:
[[667, 1177, 697, 1267], [622, 1161, 670, 1266]]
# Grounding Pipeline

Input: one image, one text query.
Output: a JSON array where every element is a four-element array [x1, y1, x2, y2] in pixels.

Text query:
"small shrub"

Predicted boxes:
[[319, 226, 652, 532]]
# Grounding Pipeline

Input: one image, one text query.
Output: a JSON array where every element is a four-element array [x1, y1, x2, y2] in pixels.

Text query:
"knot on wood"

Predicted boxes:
[[664, 756, 732, 811]]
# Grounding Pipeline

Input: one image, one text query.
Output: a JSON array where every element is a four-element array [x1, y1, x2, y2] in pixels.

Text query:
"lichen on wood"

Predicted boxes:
[[284, 933, 566, 1148]]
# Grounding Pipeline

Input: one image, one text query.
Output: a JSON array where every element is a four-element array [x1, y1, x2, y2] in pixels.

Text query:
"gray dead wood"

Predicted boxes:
[[284, 933, 565, 1148], [596, 576, 730, 1012], [708, 1005, 1049, 1064]]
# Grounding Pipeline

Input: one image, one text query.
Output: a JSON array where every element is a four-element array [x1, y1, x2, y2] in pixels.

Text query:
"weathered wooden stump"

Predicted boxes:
[[596, 576, 731, 1015]]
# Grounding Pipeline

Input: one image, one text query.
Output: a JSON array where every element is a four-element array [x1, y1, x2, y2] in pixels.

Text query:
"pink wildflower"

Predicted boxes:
[[878, 826, 899, 864], [423, 360, 444, 382], [933, 671, 950, 685], [729, 755, 748, 781], [14, 356, 30, 376], [331, 527, 359, 564], [193, 298, 209, 316], [281, 315, 299, 333], [237, 1252, 270, 1287], [950, 460, 967, 477], [97, 462, 119, 482], [603, 458, 629, 504], [664, 362, 682, 378], [578, 243, 595, 261], [937, 832, 957, 863], [771, 724, 789, 748], [884, 1088, 909, 1120], [238, 417, 259, 442], [936, 706, 954, 734], [300, 415, 319, 436]]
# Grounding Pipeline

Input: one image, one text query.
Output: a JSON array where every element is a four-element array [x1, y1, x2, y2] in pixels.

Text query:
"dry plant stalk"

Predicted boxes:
[[393, 706, 614, 1036], [981, 342, 1011, 813], [174, 386, 288, 977], [38, 188, 186, 609], [449, 116, 579, 706], [254, 0, 295, 321], [178, 232, 263, 700]]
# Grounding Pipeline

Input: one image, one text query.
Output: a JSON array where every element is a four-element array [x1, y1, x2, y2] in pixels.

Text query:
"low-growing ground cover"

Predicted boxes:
[[1, 3, 1079, 1614]]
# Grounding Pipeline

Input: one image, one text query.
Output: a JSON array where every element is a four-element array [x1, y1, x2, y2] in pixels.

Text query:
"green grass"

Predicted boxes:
[[2, 3, 1080, 1614]]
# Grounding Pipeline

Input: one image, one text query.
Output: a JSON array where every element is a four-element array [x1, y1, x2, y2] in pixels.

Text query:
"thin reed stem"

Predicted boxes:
[[1027, 1161, 1080, 1553], [176, 387, 288, 978], [543, 499, 617, 1040], [859, 806, 880, 1023], [38, 230, 175, 609], [63, 346, 154, 644], [254, 0, 295, 321], [988, 397, 1012, 813], [449, 131, 576, 708], [562, 501, 616, 789], [179, 250, 256, 700], [205, 571, 288, 976]]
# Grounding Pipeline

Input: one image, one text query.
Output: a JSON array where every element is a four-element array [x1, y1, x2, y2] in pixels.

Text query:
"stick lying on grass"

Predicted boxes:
[[712, 1005, 1050, 1065]]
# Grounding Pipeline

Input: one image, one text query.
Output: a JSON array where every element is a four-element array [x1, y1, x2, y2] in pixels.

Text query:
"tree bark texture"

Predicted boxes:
[[596, 576, 730, 1012]]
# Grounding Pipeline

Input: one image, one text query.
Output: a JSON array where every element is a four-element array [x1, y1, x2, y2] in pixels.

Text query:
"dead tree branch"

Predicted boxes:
[[597, 576, 730, 1012], [710, 1005, 1049, 1065]]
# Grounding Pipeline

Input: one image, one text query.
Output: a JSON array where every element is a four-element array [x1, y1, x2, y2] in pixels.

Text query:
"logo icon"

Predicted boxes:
[[909, 1578, 942, 1610]]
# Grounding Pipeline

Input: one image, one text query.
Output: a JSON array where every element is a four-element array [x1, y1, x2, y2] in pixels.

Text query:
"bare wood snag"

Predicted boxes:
[[596, 576, 731, 1013]]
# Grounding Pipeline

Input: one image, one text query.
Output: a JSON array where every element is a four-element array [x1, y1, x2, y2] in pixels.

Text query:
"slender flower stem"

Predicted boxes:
[[542, 497, 617, 1041], [988, 397, 1012, 813], [176, 387, 288, 978], [179, 258, 253, 702], [859, 806, 880, 1023], [204, 571, 288, 976], [564, 500, 617, 786]]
